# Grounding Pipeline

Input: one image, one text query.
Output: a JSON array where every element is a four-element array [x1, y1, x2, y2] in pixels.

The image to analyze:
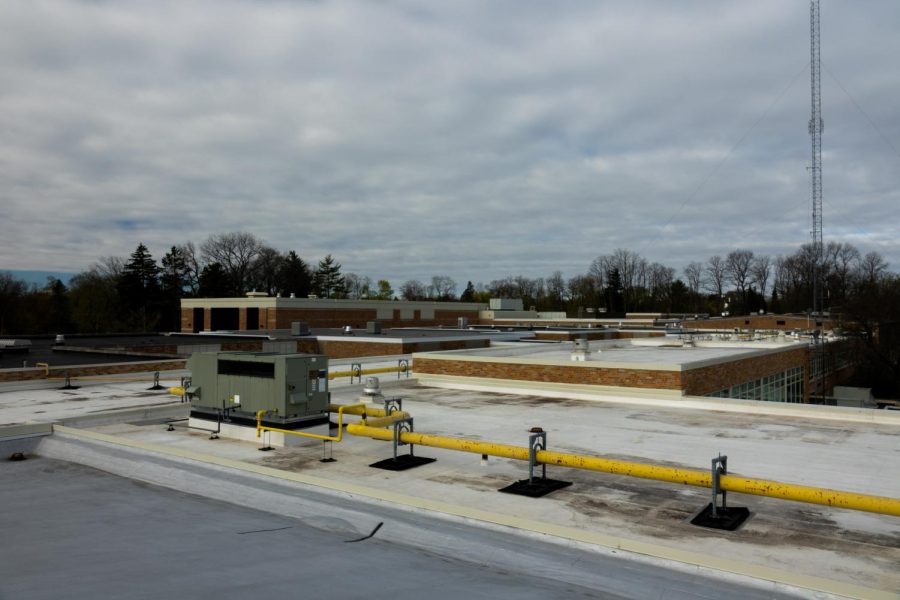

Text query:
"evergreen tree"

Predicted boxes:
[[160, 246, 189, 296], [47, 278, 72, 333], [159, 246, 190, 330], [118, 243, 161, 331], [460, 281, 476, 302], [276, 251, 312, 298], [313, 255, 346, 298], [605, 268, 624, 315], [199, 262, 231, 297]]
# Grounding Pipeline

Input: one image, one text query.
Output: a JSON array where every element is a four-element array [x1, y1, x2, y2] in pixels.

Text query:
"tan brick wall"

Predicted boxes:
[[688, 315, 834, 331], [680, 346, 809, 397], [402, 339, 489, 353], [180, 305, 482, 331], [0, 360, 187, 382], [532, 331, 664, 341], [273, 307, 480, 329], [275, 309, 378, 329], [413, 357, 682, 390], [317, 340, 404, 359], [295, 339, 319, 354]]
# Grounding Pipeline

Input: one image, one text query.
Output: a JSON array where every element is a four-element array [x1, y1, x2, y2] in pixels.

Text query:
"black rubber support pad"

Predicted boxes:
[[369, 455, 436, 471], [690, 504, 751, 531], [498, 478, 573, 498]]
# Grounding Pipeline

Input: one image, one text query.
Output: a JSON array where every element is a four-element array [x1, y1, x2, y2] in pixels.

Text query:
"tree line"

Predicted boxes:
[[2, 234, 898, 396], [0, 232, 460, 334], [0, 233, 895, 331]]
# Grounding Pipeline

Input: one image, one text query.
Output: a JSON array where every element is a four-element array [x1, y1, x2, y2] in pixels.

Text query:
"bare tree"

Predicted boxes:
[[546, 270, 566, 308], [683, 261, 703, 295], [93, 256, 125, 279], [826, 242, 860, 303], [704, 255, 727, 297], [514, 275, 544, 308], [607, 248, 645, 311], [343, 273, 372, 299], [399, 280, 427, 301], [200, 232, 264, 294], [857, 251, 888, 286], [587, 256, 608, 290], [567, 274, 598, 312], [647, 263, 674, 307], [429, 275, 457, 300], [750, 255, 771, 298], [178, 242, 201, 295], [726, 250, 754, 295], [249, 246, 283, 296], [488, 276, 518, 298]]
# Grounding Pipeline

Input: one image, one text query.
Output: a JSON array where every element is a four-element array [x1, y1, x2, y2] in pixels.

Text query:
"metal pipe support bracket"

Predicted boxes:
[[397, 359, 410, 379]]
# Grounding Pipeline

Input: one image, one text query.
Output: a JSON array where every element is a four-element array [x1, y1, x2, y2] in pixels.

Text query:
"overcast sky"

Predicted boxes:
[[1, 0, 898, 288]]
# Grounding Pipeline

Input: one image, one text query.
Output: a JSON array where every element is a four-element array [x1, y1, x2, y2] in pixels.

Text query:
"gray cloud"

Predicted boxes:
[[1, 0, 898, 287]]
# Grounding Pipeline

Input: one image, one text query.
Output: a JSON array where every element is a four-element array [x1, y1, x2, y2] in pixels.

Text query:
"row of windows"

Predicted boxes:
[[706, 366, 805, 403]]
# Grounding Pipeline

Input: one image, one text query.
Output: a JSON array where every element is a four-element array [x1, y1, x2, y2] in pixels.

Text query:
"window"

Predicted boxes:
[[705, 366, 804, 403]]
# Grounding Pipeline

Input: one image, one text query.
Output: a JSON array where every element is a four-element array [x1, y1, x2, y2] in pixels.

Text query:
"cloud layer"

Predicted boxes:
[[1, 0, 898, 286]]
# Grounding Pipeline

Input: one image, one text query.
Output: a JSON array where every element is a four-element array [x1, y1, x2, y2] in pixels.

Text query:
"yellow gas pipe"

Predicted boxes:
[[255, 404, 370, 443], [343, 420, 900, 518]]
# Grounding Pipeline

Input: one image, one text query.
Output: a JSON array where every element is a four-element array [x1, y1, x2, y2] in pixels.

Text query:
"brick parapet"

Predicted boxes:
[[0, 360, 187, 382], [412, 357, 682, 390]]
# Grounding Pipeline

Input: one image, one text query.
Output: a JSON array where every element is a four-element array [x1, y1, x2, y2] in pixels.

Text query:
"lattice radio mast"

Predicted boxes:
[[809, 0, 825, 399], [809, 0, 824, 314]]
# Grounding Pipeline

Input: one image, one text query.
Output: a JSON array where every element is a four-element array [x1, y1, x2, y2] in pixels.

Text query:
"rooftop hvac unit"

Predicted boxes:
[[186, 352, 330, 427], [291, 321, 310, 336], [489, 298, 524, 311], [367, 321, 382, 334]]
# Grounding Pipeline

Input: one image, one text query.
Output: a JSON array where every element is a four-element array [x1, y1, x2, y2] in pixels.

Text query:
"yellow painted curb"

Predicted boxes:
[[52, 425, 895, 600]]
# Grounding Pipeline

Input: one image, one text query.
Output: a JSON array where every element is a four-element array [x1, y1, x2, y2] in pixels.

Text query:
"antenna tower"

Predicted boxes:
[[808, 0, 825, 399], [809, 0, 824, 313]]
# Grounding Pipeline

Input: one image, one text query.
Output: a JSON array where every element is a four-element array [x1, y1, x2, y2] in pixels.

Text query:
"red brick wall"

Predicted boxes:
[[413, 357, 682, 390]]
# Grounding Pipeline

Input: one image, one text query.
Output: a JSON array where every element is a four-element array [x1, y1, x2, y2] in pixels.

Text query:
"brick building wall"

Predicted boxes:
[[687, 315, 834, 331], [181, 305, 482, 333], [679, 346, 809, 398], [415, 345, 815, 400], [0, 360, 188, 383], [412, 357, 683, 390], [318, 340, 405, 359]]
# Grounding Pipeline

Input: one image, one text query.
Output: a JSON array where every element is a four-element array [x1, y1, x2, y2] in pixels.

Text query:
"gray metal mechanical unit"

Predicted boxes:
[[186, 352, 330, 428]]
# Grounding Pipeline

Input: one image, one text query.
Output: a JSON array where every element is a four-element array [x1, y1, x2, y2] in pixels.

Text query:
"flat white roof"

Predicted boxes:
[[415, 339, 806, 371], [2, 373, 899, 595]]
